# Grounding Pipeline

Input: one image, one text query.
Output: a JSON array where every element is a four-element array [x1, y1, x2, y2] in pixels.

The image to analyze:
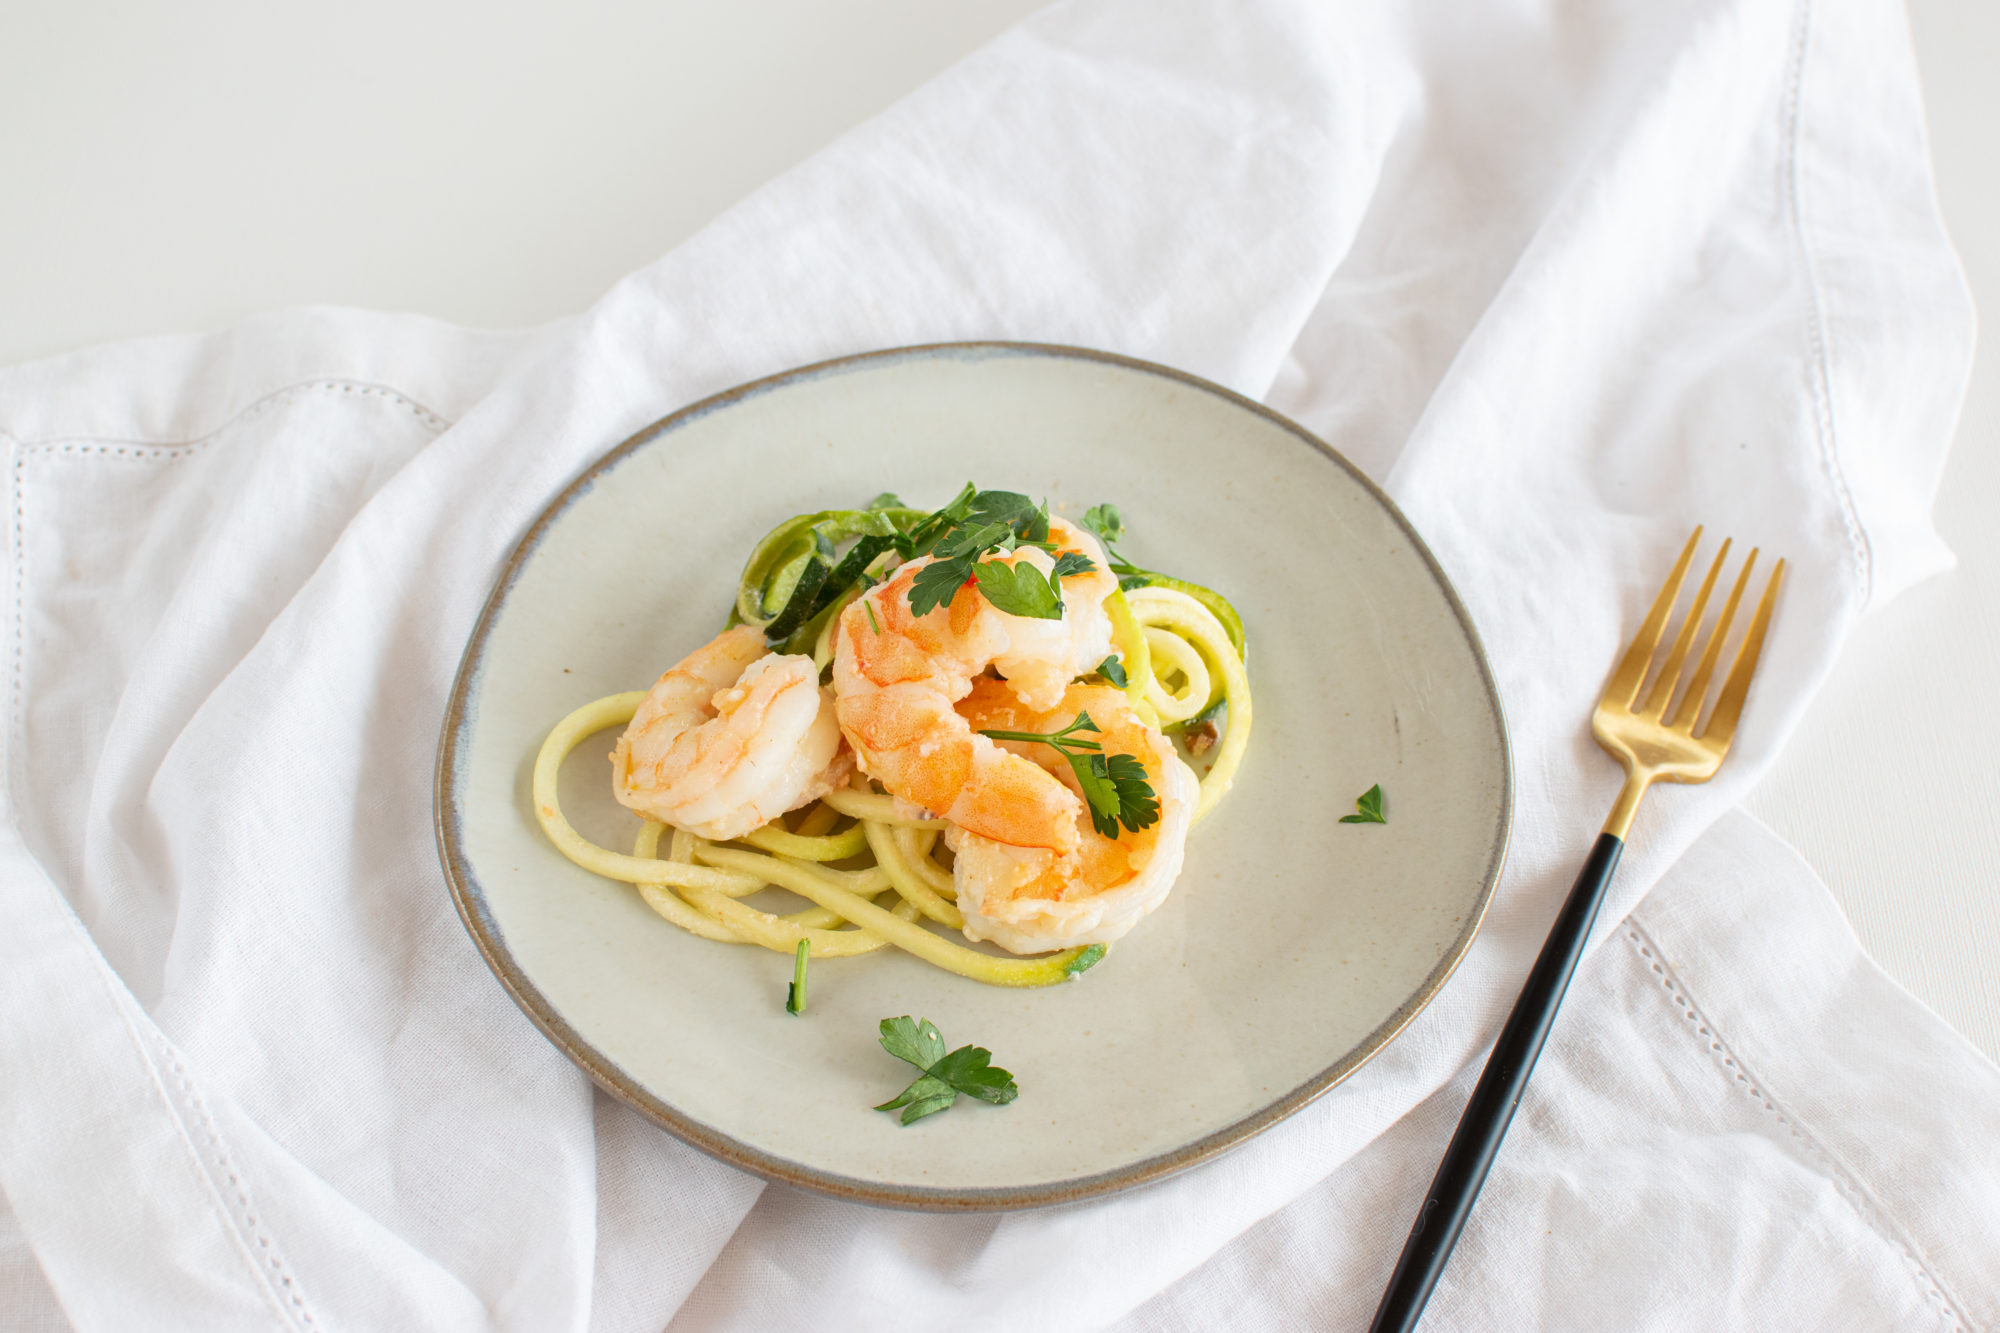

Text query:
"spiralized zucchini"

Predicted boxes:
[[1122, 585, 1252, 820], [529, 501, 1253, 989], [535, 695, 1103, 985]]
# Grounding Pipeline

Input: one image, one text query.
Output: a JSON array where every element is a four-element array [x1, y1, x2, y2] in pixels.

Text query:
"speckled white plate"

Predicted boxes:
[[436, 343, 1510, 1210]]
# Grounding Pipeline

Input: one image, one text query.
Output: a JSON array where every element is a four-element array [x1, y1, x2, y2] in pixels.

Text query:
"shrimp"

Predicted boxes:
[[830, 517, 1118, 854], [610, 623, 852, 841], [946, 680, 1199, 953]]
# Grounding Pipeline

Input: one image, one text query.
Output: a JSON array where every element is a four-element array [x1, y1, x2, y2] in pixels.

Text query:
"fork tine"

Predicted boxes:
[[1697, 557, 1784, 746], [1641, 537, 1731, 717], [1668, 548, 1757, 730], [1605, 527, 1701, 709]]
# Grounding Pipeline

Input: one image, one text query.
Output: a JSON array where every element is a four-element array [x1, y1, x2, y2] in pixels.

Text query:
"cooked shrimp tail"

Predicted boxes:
[[610, 624, 851, 841]]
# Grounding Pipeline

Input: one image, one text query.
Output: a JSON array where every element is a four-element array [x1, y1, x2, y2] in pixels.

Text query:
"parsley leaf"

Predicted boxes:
[[1049, 550, 1097, 582], [933, 520, 1015, 561], [977, 711, 1161, 837], [875, 1075, 960, 1123], [1071, 750, 1121, 836], [1081, 503, 1124, 547], [1072, 753, 1159, 839], [970, 558, 1062, 619], [873, 1017, 1019, 1125], [1100, 752, 1160, 834], [927, 1045, 1018, 1103], [1081, 500, 1150, 578], [1095, 654, 1129, 688], [965, 490, 1049, 543], [900, 483, 979, 559], [969, 549, 1099, 620], [907, 555, 977, 618], [1340, 784, 1387, 825], [877, 1014, 948, 1068]]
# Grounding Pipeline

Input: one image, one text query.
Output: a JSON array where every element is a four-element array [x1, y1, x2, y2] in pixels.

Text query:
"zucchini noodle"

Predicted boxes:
[[533, 695, 1102, 986], [528, 496, 1255, 991], [1139, 625, 1211, 723], [1104, 590, 1154, 711], [1121, 585, 1253, 821]]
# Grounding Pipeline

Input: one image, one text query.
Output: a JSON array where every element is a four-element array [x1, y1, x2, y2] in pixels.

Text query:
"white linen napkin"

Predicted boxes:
[[2, 0, 1992, 1329]]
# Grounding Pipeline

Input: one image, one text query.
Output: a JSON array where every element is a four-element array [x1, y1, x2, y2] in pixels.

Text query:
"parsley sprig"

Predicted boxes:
[[904, 487, 1100, 620], [736, 487, 1110, 643], [1081, 502, 1149, 588], [977, 711, 1161, 839], [873, 1016, 1019, 1125]]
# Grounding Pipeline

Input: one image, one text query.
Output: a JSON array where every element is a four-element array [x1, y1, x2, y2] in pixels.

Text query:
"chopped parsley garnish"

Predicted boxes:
[[903, 487, 1097, 620], [864, 599, 881, 635], [1341, 784, 1387, 824], [873, 1016, 1018, 1125], [1064, 943, 1108, 976], [906, 557, 975, 619], [785, 939, 809, 1016], [977, 711, 1161, 839], [1094, 654, 1129, 688]]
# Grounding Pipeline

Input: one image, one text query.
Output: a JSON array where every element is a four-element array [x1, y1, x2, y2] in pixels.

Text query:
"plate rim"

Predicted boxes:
[[434, 340, 1513, 1211]]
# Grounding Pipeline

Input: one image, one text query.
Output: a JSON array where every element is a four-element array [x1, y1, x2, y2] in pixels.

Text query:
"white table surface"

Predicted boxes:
[[2, 1, 1993, 1064]]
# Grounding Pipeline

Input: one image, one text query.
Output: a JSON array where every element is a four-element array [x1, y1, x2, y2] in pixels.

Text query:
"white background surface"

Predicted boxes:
[[1, 0, 1992, 1063]]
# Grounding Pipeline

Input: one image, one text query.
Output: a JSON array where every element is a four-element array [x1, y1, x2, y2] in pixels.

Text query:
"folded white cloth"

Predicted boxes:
[[1, 0, 1992, 1329]]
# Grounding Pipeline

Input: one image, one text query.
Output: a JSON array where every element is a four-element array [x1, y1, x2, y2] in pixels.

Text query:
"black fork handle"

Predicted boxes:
[[1367, 832, 1625, 1333]]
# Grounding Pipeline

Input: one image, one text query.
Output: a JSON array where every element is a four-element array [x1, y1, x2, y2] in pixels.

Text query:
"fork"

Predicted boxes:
[[1368, 528, 1785, 1333]]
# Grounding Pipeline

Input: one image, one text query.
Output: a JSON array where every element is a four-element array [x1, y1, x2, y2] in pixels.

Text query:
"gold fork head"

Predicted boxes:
[[1591, 527, 1785, 838]]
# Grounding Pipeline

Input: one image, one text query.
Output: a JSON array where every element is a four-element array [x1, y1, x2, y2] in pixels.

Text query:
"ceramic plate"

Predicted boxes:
[[436, 343, 1510, 1210]]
